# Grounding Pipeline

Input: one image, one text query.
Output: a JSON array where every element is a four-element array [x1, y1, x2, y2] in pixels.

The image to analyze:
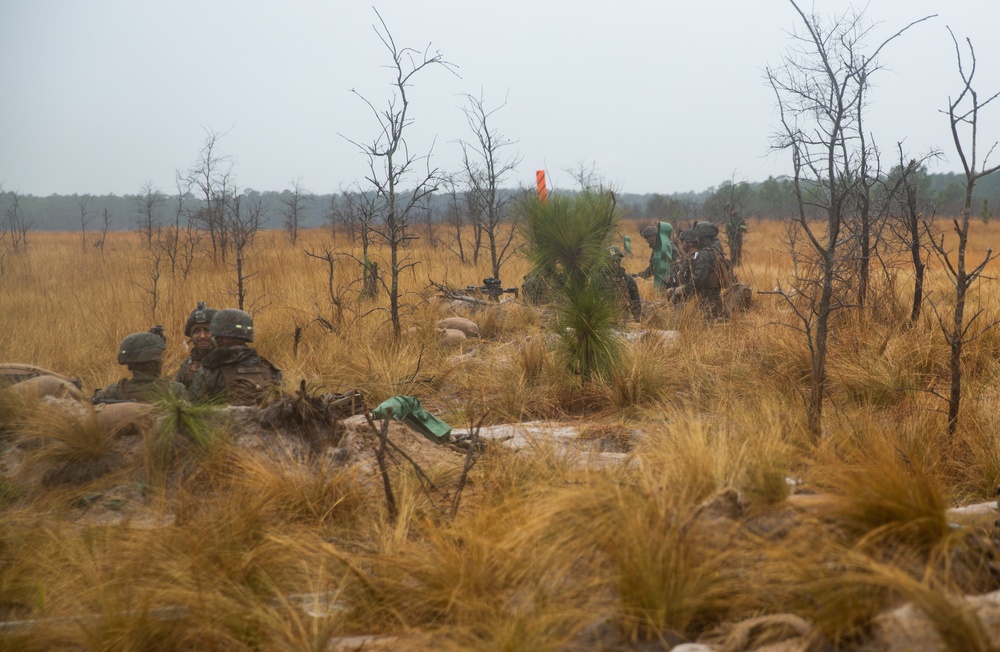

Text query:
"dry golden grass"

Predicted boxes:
[[4, 217, 1000, 648]]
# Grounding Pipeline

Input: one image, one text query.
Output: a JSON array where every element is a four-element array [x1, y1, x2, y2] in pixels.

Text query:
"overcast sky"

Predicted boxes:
[[2, 0, 999, 197]]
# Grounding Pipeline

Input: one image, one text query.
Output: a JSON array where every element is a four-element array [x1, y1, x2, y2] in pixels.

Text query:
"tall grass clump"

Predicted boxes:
[[526, 476, 750, 644], [227, 450, 373, 530], [16, 402, 117, 487], [812, 420, 950, 554]]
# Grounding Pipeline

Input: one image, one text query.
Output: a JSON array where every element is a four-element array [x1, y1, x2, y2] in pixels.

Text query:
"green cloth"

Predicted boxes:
[[652, 221, 674, 291], [372, 395, 452, 443], [623, 235, 632, 256]]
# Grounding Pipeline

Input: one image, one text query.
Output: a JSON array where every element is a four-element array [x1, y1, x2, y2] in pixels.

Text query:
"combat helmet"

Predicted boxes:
[[210, 308, 255, 342], [694, 221, 719, 243], [184, 301, 218, 337], [640, 225, 658, 240], [608, 245, 625, 259], [118, 331, 167, 365], [679, 229, 700, 244]]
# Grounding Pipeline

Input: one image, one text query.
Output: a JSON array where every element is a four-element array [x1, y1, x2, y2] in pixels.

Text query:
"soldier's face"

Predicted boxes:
[[191, 326, 213, 352]]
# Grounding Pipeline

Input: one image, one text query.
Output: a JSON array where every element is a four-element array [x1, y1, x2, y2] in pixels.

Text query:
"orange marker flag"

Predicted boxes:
[[536, 170, 548, 203]]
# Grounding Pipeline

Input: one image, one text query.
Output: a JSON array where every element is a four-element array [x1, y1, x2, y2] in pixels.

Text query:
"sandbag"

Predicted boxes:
[[0, 363, 81, 389], [435, 317, 479, 338], [439, 328, 467, 347], [94, 401, 156, 437], [12, 374, 87, 403]]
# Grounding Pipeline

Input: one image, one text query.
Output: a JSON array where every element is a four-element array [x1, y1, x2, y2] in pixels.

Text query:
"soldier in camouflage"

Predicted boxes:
[[174, 302, 217, 388], [601, 246, 642, 321], [635, 225, 660, 280], [187, 308, 283, 406], [92, 330, 185, 403], [670, 228, 731, 320]]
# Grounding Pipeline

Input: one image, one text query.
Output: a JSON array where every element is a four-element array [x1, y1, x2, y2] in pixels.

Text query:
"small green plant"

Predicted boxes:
[[518, 188, 625, 380]]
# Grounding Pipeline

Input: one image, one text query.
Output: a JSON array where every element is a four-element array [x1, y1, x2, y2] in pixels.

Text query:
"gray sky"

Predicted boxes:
[[2, 0, 999, 197]]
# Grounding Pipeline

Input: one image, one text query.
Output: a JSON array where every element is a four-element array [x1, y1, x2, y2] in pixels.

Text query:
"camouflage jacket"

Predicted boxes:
[[600, 264, 642, 321], [174, 348, 209, 388], [521, 269, 565, 305], [187, 345, 283, 406], [92, 376, 184, 404], [676, 245, 731, 318]]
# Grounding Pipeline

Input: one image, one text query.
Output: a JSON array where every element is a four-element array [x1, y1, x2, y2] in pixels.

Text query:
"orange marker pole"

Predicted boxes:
[[536, 170, 548, 203]]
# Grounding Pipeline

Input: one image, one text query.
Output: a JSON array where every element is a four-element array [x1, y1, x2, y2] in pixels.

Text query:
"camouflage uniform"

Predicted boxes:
[[174, 302, 217, 388], [187, 345, 283, 406], [674, 231, 731, 320], [636, 226, 658, 280], [93, 375, 184, 403], [92, 331, 183, 404], [521, 268, 564, 305], [174, 349, 207, 388], [187, 308, 282, 406], [601, 247, 642, 321]]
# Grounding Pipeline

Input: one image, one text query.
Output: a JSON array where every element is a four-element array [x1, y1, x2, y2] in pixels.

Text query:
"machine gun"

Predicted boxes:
[[464, 277, 519, 302]]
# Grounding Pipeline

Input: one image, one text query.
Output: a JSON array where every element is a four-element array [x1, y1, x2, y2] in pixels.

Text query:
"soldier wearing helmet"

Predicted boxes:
[[173, 302, 218, 388], [635, 224, 681, 290], [599, 246, 642, 321], [92, 329, 184, 403], [187, 309, 283, 406], [669, 227, 732, 320], [635, 225, 660, 280]]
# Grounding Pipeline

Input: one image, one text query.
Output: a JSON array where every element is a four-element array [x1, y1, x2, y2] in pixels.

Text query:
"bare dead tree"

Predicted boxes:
[[304, 244, 345, 331], [281, 178, 312, 246], [766, 0, 931, 437], [78, 196, 91, 253], [326, 191, 351, 242], [133, 245, 164, 323], [467, 187, 484, 266], [930, 29, 1000, 436], [186, 127, 234, 263], [157, 175, 186, 275], [565, 160, 602, 190], [178, 222, 203, 280], [338, 187, 381, 298], [94, 207, 112, 260], [2, 189, 32, 253], [417, 205, 438, 248], [0, 183, 5, 252], [841, 66, 885, 310], [440, 175, 467, 263], [225, 191, 266, 312], [344, 9, 457, 337], [459, 91, 523, 280], [884, 149, 941, 324], [134, 182, 165, 250]]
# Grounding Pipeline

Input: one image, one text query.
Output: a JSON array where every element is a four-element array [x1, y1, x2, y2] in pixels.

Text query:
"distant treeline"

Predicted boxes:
[[4, 170, 999, 233]]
